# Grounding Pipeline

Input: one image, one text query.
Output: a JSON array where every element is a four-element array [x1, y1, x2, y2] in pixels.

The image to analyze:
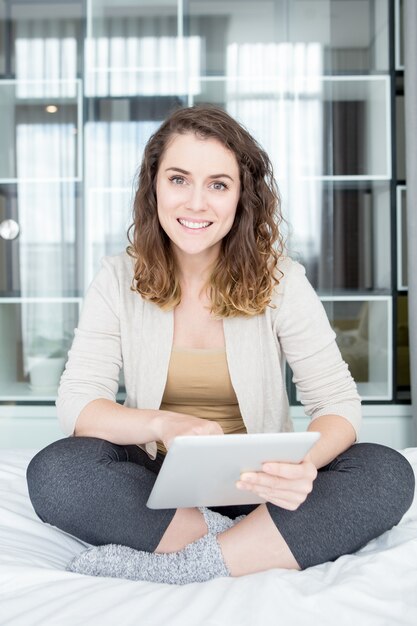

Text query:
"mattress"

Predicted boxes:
[[1, 447, 417, 626]]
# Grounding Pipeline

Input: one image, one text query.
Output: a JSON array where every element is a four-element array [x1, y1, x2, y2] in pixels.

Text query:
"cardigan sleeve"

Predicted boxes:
[[56, 256, 122, 436], [273, 260, 362, 439]]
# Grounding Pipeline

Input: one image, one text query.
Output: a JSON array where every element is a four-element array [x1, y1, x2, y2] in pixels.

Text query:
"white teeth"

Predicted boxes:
[[178, 219, 212, 229]]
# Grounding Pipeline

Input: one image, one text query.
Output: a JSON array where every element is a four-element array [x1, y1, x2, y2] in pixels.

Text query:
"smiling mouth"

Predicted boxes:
[[177, 218, 213, 230]]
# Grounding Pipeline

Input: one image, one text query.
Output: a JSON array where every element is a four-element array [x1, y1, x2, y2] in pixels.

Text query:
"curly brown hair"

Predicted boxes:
[[126, 104, 285, 317]]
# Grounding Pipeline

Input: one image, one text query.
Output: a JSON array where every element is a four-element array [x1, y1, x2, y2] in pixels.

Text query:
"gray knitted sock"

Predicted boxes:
[[198, 507, 246, 534], [66, 534, 230, 585]]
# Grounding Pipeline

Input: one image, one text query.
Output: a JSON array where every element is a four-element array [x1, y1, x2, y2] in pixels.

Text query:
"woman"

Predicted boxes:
[[26, 105, 415, 585]]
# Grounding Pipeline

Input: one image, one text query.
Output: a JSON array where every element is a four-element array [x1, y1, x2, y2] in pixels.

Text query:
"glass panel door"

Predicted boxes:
[[1, 0, 409, 415], [322, 297, 392, 401], [0, 182, 80, 297], [0, 300, 79, 400]]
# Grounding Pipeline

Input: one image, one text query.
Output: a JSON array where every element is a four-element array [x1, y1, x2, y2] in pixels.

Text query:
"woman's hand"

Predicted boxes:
[[236, 452, 318, 511], [154, 411, 224, 450]]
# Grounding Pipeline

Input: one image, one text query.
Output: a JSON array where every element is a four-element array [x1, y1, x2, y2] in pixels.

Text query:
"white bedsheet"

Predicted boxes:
[[0, 448, 417, 626]]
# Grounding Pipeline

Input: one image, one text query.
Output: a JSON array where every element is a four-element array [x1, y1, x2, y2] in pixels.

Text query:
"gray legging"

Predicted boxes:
[[26, 436, 415, 570]]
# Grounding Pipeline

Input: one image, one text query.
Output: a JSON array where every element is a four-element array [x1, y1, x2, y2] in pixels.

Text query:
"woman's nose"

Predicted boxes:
[[187, 185, 207, 212]]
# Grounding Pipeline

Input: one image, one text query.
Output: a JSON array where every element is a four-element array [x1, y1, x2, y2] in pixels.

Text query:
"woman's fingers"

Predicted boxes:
[[261, 459, 318, 481], [236, 478, 310, 509], [163, 414, 224, 448], [240, 461, 317, 487], [239, 472, 313, 493], [237, 458, 318, 511], [236, 477, 311, 509]]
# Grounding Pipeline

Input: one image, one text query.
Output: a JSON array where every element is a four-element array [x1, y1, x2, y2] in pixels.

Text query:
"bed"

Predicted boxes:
[[1, 447, 417, 626]]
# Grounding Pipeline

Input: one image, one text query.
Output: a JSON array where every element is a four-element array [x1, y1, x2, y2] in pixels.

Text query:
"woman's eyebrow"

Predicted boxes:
[[208, 173, 234, 181], [165, 167, 234, 181], [165, 167, 190, 175]]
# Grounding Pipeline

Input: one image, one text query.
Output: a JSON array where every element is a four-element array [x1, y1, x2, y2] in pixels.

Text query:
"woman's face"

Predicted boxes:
[[156, 132, 240, 266]]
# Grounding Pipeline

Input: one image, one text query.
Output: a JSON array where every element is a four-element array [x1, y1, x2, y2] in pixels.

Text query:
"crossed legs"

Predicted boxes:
[[27, 437, 415, 577]]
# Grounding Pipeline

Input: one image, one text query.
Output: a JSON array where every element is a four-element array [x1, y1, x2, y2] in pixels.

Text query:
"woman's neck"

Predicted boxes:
[[174, 248, 219, 292]]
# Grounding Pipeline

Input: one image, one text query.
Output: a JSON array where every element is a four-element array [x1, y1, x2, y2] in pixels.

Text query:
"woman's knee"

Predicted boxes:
[[27, 438, 68, 522], [375, 444, 415, 519], [28, 436, 98, 484], [26, 436, 111, 522], [27, 438, 69, 493], [341, 442, 415, 522]]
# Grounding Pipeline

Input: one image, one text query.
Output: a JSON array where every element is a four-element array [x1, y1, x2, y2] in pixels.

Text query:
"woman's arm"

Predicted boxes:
[[74, 398, 223, 447], [237, 261, 360, 507], [306, 413, 357, 469], [56, 257, 124, 436], [273, 260, 362, 439], [74, 398, 164, 444]]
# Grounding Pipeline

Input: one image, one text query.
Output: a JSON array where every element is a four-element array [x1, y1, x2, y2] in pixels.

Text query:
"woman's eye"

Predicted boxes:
[[211, 181, 227, 191], [170, 176, 185, 185]]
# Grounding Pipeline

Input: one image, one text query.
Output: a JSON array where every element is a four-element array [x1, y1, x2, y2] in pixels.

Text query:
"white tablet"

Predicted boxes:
[[146, 431, 320, 509]]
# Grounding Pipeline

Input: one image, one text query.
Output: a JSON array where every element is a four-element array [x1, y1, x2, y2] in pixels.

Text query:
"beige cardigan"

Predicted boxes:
[[56, 251, 361, 458]]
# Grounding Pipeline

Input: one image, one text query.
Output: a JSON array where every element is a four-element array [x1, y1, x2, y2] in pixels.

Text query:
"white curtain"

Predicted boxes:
[[85, 16, 200, 97], [14, 18, 79, 382], [225, 42, 324, 269]]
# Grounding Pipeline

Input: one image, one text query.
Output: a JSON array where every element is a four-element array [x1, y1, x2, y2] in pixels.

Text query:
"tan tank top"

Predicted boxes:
[[157, 347, 247, 455]]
